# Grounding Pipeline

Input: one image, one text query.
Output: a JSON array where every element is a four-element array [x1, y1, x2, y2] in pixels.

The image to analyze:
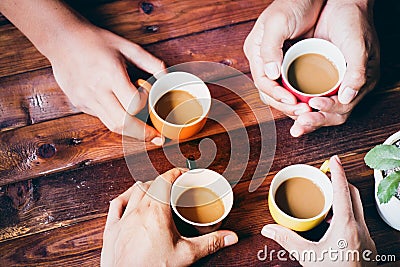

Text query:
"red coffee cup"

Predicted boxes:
[[280, 38, 347, 103]]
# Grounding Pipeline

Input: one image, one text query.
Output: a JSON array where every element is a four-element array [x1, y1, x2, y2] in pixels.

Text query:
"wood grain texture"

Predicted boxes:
[[1, 0, 400, 266], [0, 74, 282, 186], [0, 21, 254, 132], [0, 143, 399, 266], [1, 87, 400, 241], [0, 0, 269, 78]]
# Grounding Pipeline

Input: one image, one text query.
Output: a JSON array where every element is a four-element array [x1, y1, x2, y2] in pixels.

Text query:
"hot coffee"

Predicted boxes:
[[288, 53, 339, 94], [154, 90, 203, 125], [176, 187, 224, 224], [275, 177, 325, 219]]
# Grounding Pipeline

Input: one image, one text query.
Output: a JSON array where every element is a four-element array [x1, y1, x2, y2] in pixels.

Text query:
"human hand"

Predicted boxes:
[[50, 24, 166, 145], [244, 0, 325, 121], [261, 155, 377, 266], [244, 0, 380, 137], [101, 168, 238, 267], [291, 0, 380, 137]]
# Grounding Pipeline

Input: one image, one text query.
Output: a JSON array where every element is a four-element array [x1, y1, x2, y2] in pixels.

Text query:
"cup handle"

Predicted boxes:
[[320, 159, 330, 174], [137, 79, 152, 93], [186, 156, 197, 170]]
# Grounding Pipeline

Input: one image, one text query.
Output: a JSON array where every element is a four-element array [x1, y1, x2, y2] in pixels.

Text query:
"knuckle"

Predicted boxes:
[[275, 234, 290, 245], [109, 197, 122, 209], [340, 105, 353, 115], [243, 37, 251, 57], [208, 235, 221, 254], [336, 114, 349, 125], [267, 12, 289, 31], [349, 70, 367, 88]]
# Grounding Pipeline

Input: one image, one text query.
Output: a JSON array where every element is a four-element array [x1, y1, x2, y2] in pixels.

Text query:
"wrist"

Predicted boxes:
[[38, 13, 95, 61]]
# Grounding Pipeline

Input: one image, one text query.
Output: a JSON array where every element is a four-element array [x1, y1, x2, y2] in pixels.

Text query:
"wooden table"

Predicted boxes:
[[0, 0, 399, 266]]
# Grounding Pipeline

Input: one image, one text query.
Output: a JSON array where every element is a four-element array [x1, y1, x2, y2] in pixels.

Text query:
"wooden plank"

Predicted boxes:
[[1, 87, 400, 243], [0, 217, 105, 267], [0, 166, 398, 266], [0, 74, 283, 185], [0, 21, 254, 131], [0, 0, 270, 78]]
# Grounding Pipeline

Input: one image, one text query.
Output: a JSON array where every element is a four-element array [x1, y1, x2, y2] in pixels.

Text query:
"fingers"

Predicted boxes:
[[337, 37, 367, 105], [179, 230, 238, 264], [119, 39, 166, 75], [112, 69, 148, 116], [105, 182, 141, 230], [122, 182, 152, 218], [348, 184, 365, 224], [289, 108, 350, 137], [144, 168, 184, 205], [290, 119, 319, 137], [261, 224, 314, 260], [259, 12, 290, 80], [329, 155, 355, 223], [308, 96, 353, 115], [95, 93, 163, 144], [244, 12, 297, 106]]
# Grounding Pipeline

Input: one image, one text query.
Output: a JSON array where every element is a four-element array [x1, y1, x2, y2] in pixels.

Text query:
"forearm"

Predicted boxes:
[[0, 0, 92, 59]]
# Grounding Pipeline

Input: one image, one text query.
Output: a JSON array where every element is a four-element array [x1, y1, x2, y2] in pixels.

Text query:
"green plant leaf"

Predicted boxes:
[[377, 171, 400, 204], [364, 144, 400, 170]]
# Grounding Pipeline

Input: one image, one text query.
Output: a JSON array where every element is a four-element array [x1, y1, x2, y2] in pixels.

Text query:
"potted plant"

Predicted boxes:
[[364, 131, 400, 231]]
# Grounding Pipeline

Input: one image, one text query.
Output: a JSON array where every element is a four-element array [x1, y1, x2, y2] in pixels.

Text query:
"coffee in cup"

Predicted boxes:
[[287, 53, 339, 95], [171, 169, 233, 233], [176, 187, 225, 224], [268, 164, 333, 231], [149, 72, 211, 140], [154, 90, 203, 125], [274, 176, 325, 219], [279, 38, 347, 103]]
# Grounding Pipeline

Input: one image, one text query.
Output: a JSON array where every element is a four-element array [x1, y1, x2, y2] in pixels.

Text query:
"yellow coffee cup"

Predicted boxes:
[[268, 164, 333, 232], [148, 72, 211, 140]]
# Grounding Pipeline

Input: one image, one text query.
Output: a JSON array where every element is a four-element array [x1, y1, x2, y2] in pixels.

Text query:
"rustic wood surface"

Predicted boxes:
[[0, 0, 399, 266]]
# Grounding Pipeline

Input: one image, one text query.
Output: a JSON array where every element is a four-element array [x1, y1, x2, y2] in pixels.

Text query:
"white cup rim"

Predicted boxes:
[[281, 38, 346, 97], [148, 72, 211, 127], [170, 168, 234, 227], [269, 164, 333, 222]]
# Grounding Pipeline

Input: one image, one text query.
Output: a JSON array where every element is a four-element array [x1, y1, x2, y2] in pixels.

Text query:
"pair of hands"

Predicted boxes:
[[101, 156, 376, 266], [101, 168, 238, 266], [1, 0, 379, 140], [244, 0, 380, 137]]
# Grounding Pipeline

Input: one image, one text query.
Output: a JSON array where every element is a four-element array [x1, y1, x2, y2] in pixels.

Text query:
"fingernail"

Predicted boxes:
[[339, 87, 358, 104], [224, 234, 238, 246], [150, 136, 164, 146], [290, 126, 302, 137], [294, 107, 309, 116], [261, 225, 275, 239], [264, 62, 280, 80]]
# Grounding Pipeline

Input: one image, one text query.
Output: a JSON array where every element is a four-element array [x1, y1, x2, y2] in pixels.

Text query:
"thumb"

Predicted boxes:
[[182, 230, 238, 263], [259, 12, 291, 80], [261, 224, 314, 260], [122, 114, 164, 146], [338, 41, 367, 105]]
